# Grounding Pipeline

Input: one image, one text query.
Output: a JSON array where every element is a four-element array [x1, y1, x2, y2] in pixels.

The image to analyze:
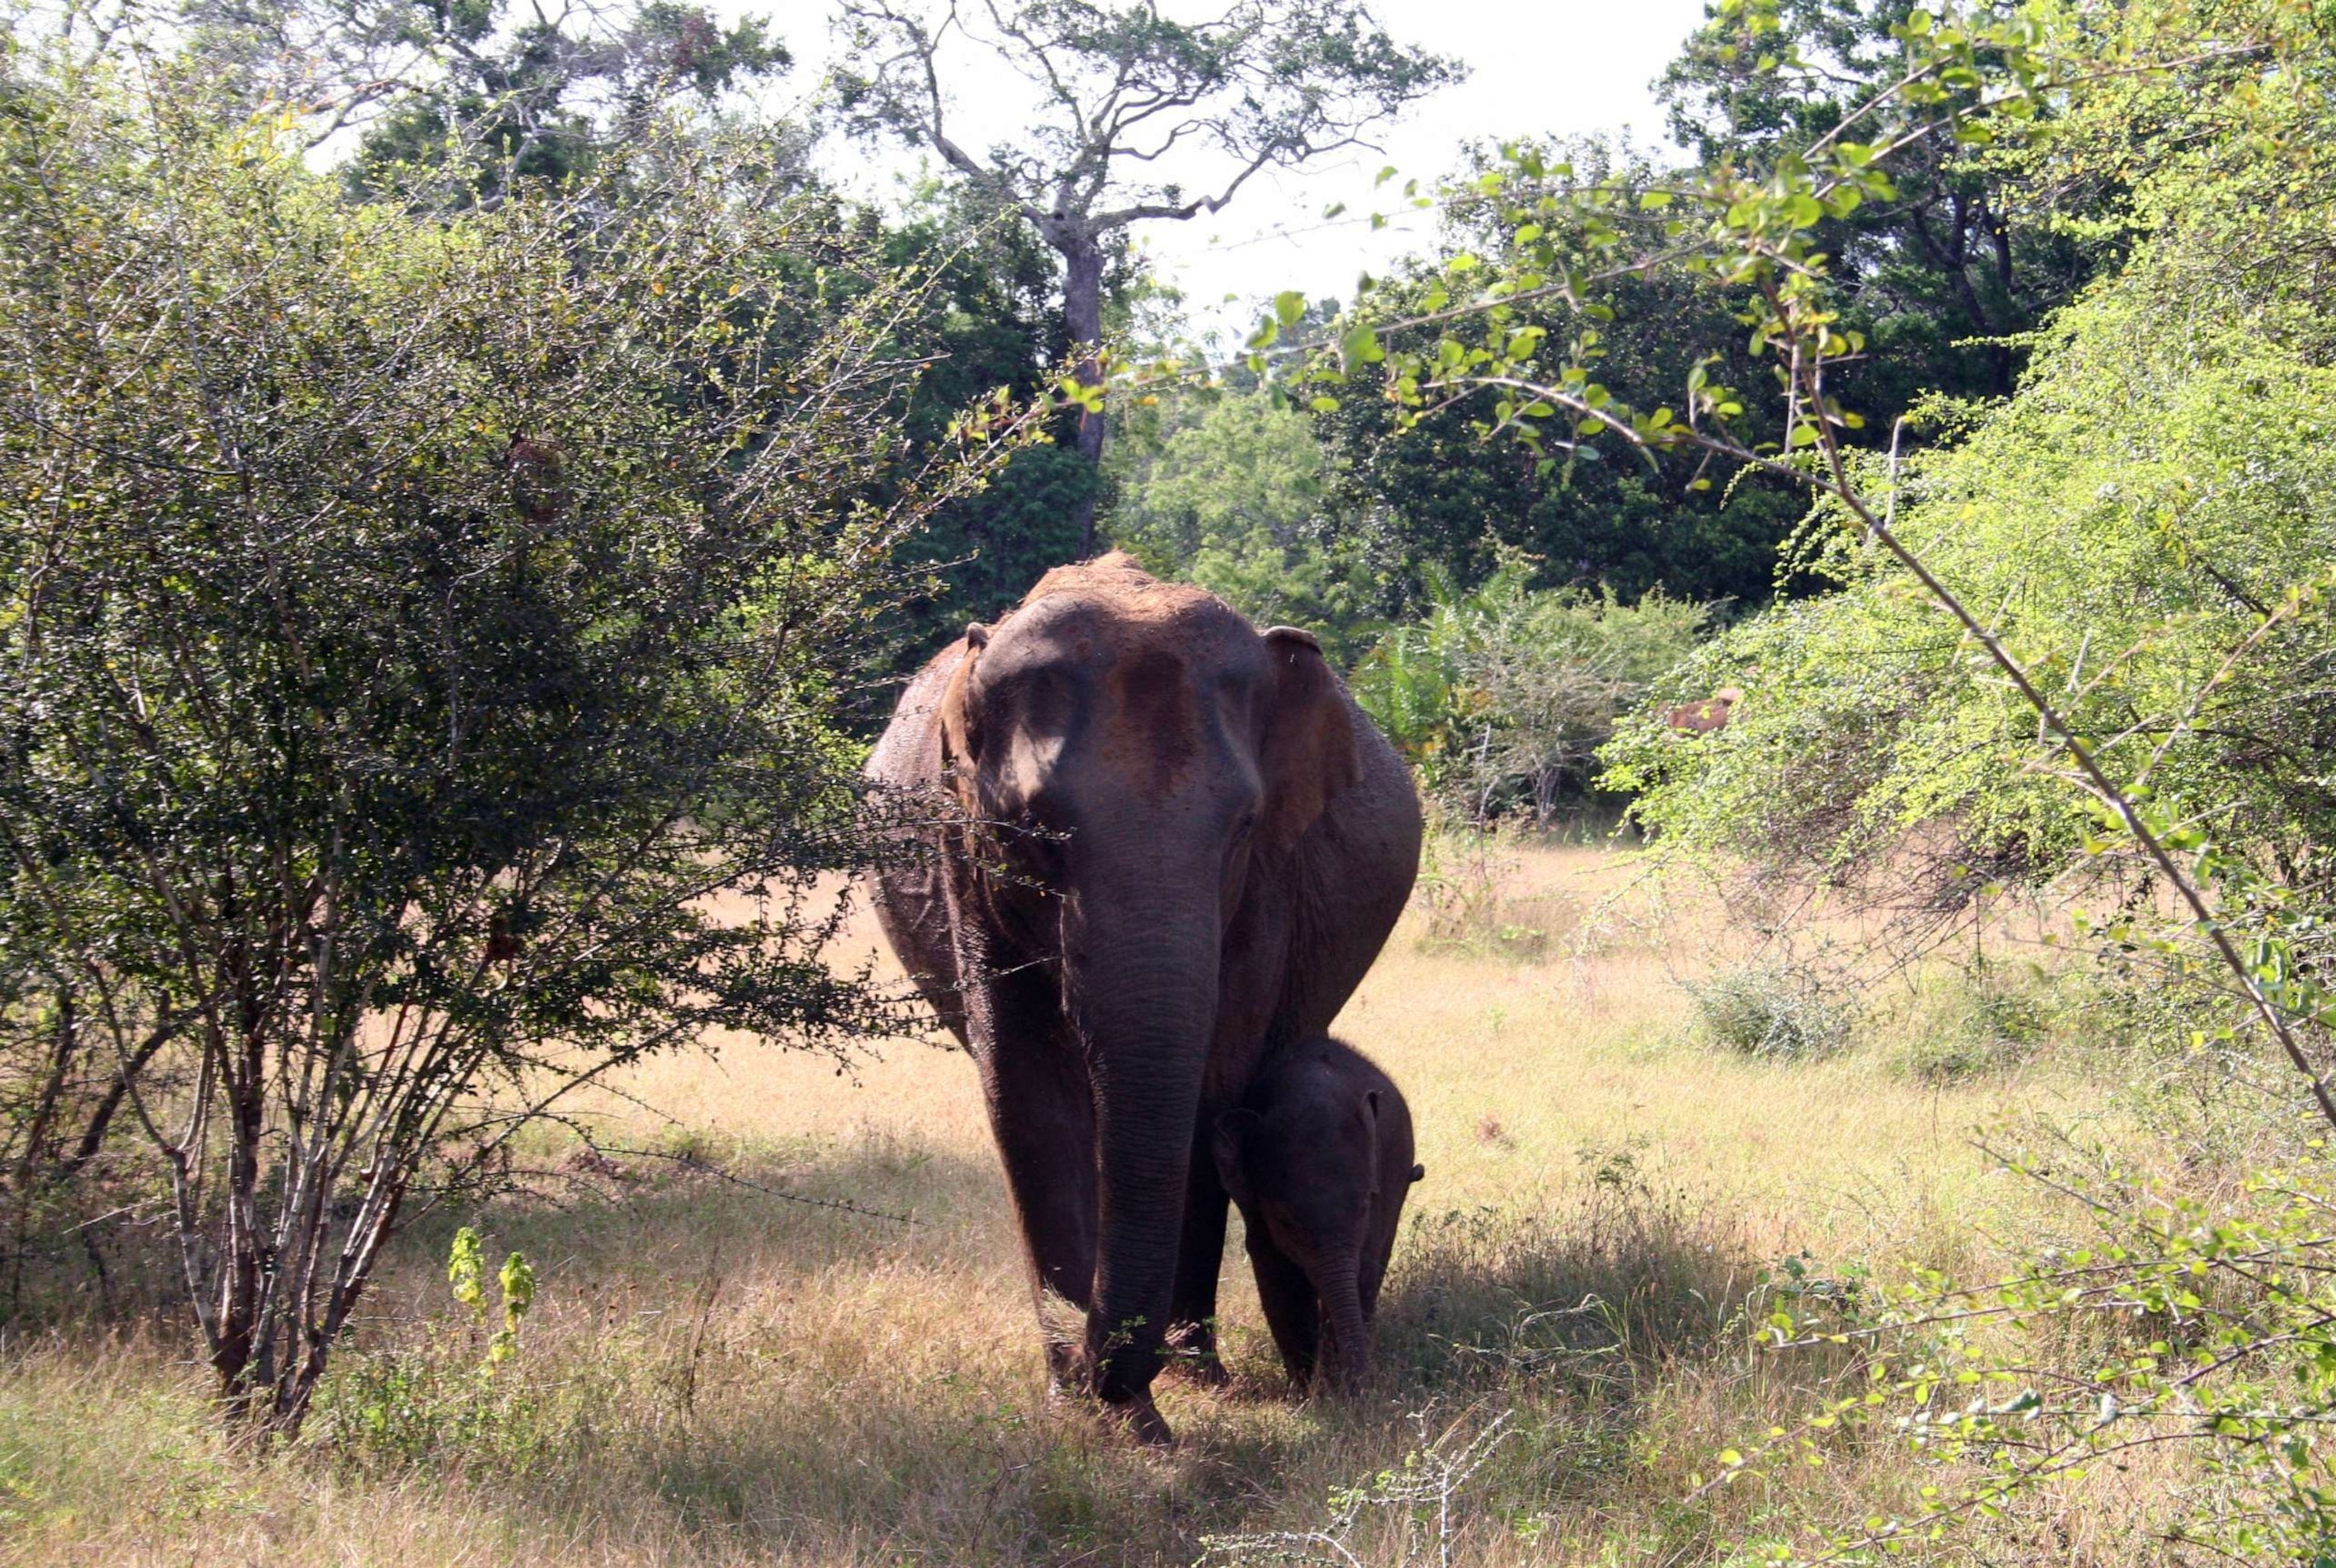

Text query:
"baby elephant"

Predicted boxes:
[[1214, 1035, 1424, 1393]]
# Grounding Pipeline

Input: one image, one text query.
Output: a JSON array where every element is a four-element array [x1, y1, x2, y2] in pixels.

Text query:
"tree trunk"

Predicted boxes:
[[1058, 231, 1107, 559]]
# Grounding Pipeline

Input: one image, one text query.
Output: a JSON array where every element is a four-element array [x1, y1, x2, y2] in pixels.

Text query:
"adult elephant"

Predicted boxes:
[[865, 554, 1420, 1443]]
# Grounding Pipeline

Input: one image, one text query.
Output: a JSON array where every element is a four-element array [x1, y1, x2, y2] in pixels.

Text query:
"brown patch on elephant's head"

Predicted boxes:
[[997, 555, 1246, 808], [1105, 646, 1197, 797]]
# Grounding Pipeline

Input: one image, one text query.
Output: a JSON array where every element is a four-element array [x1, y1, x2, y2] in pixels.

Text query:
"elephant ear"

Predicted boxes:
[[1213, 1108, 1262, 1209], [937, 624, 989, 802], [1258, 626, 1360, 855], [1359, 1089, 1382, 1199]]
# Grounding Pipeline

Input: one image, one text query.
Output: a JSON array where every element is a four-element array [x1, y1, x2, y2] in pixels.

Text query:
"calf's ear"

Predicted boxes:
[[1258, 626, 1360, 855], [1213, 1108, 1262, 1208]]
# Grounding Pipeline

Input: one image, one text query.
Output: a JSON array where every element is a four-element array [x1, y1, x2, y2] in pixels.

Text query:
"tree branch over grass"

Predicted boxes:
[[1260, 0, 2336, 1554], [1278, 0, 2336, 1120]]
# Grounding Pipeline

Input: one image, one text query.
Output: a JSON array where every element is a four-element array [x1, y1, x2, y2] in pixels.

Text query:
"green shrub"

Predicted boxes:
[[1889, 966, 2055, 1084], [0, 49, 1019, 1433], [1357, 554, 1709, 824], [1687, 962, 1855, 1060]]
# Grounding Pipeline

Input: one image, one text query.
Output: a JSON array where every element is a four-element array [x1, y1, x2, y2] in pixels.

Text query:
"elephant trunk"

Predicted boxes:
[[1062, 874, 1221, 1433]]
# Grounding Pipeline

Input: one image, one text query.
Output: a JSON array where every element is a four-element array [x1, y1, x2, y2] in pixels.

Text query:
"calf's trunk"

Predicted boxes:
[[1316, 1262, 1372, 1395]]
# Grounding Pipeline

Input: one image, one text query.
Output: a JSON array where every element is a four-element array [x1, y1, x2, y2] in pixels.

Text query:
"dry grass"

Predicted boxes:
[[0, 842, 2200, 1566]]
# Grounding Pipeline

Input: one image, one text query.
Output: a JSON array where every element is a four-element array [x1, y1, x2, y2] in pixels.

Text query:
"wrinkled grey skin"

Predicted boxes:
[[862, 555, 1421, 1445], [1213, 1034, 1422, 1393]]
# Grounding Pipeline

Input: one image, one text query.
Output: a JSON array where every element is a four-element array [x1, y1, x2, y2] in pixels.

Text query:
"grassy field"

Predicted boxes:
[[0, 840, 2209, 1566]]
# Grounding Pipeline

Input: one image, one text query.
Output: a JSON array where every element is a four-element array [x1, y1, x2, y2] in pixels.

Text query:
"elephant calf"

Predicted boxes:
[[1212, 1035, 1424, 1393]]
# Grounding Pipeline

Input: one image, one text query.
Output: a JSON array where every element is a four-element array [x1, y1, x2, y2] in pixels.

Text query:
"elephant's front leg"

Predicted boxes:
[[1244, 1225, 1322, 1391], [967, 977, 1099, 1395], [1163, 1144, 1230, 1385]]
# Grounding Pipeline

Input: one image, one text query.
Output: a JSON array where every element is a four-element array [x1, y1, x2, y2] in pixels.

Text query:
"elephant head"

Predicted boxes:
[[933, 554, 1360, 1426]]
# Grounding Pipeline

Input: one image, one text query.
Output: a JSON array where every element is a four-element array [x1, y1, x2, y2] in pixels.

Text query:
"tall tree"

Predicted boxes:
[[180, 0, 790, 192], [1315, 141, 1810, 612], [1658, 0, 2111, 411], [835, 0, 1460, 554]]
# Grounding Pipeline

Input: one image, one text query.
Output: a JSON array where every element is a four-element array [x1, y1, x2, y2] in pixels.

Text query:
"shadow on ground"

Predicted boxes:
[[306, 1132, 1773, 1564], [8, 1122, 1780, 1566]]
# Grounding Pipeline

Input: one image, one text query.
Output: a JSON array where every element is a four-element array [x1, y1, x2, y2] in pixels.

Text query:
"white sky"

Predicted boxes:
[[769, 1, 1712, 342]]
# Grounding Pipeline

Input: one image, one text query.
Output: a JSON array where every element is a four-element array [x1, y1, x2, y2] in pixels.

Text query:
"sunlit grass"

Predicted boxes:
[[1, 841, 2205, 1565]]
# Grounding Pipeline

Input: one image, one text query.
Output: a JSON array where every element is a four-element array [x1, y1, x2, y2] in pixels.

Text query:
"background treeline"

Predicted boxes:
[[164, 0, 2125, 832]]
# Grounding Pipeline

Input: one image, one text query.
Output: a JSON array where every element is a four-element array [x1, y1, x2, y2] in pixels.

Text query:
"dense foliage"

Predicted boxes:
[[1106, 389, 1382, 661], [1309, 143, 1813, 611], [1244, 0, 2336, 1554], [1603, 0, 2336, 918], [1657, 0, 2112, 411], [1351, 560, 1707, 822], [0, 46, 1017, 1428]]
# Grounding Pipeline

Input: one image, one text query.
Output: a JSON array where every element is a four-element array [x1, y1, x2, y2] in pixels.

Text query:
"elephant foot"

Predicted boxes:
[[1103, 1390, 1175, 1448]]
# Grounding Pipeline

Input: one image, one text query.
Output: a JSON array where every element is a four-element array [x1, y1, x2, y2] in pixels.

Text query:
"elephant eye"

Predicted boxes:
[[1233, 814, 1256, 843]]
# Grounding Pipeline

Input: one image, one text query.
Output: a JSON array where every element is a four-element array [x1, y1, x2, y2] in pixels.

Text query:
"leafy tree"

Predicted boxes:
[[177, 0, 791, 195], [362, 2, 787, 195], [865, 180, 1132, 673], [1106, 389, 1379, 662], [1604, 0, 2336, 923], [1310, 141, 1811, 610], [0, 48, 1017, 1432], [1658, 0, 2110, 412], [834, 0, 1460, 553]]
